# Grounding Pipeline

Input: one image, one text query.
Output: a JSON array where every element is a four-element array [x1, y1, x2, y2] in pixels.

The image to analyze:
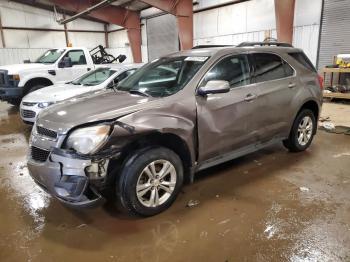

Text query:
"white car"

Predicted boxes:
[[20, 63, 142, 124]]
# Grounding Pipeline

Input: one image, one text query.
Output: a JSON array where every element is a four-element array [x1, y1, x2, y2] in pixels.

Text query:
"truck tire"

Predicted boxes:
[[7, 98, 21, 106], [116, 147, 184, 217], [26, 84, 45, 95], [283, 109, 316, 152]]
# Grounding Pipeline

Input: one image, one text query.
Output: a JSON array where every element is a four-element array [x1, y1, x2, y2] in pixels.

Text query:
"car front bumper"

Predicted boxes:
[[20, 103, 42, 124], [27, 149, 105, 208]]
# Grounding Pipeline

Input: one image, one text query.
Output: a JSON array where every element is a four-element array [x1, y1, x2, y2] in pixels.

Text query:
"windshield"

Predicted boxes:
[[117, 56, 208, 97], [35, 49, 65, 64], [71, 68, 117, 86]]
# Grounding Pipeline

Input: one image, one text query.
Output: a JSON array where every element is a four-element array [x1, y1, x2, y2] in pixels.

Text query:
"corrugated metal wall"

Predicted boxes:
[[146, 14, 179, 61], [0, 1, 106, 48], [0, 0, 323, 65], [193, 0, 322, 66], [318, 0, 350, 71]]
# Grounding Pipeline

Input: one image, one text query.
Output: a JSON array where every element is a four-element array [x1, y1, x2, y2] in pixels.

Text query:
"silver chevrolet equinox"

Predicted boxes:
[[28, 42, 323, 216]]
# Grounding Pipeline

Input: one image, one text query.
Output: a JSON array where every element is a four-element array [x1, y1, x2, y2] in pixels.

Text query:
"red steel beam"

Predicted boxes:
[[51, 0, 142, 62], [141, 0, 193, 50], [274, 0, 295, 44]]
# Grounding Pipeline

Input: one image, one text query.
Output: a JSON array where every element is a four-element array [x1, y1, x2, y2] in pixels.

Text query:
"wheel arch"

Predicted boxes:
[[298, 100, 320, 120], [109, 132, 193, 183], [23, 77, 53, 94]]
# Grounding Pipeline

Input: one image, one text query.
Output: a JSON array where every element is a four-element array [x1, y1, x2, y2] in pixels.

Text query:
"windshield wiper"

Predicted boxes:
[[129, 89, 149, 97]]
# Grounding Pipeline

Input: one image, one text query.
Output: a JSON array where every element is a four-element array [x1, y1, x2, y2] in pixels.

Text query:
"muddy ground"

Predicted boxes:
[[0, 101, 349, 262]]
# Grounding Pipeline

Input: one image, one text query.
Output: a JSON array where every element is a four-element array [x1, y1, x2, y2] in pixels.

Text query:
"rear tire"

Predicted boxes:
[[283, 109, 316, 152], [116, 147, 184, 217]]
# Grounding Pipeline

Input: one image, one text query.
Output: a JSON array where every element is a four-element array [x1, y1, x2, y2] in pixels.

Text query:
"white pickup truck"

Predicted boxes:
[[0, 46, 125, 105]]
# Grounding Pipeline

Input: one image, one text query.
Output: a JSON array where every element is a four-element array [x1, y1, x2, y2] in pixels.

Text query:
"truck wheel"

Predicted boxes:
[[26, 84, 45, 95], [7, 98, 21, 106], [283, 109, 316, 152], [116, 147, 184, 216]]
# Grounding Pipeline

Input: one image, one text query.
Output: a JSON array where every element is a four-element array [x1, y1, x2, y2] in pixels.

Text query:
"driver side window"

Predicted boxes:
[[63, 50, 87, 65], [202, 55, 250, 88]]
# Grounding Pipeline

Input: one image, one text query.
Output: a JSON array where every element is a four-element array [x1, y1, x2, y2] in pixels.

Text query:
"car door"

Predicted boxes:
[[196, 53, 261, 162], [249, 52, 296, 142], [56, 49, 90, 82]]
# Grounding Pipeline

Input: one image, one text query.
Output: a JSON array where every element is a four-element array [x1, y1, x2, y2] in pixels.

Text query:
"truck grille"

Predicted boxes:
[[0, 73, 5, 85], [36, 126, 58, 139], [21, 109, 36, 118], [31, 146, 50, 162]]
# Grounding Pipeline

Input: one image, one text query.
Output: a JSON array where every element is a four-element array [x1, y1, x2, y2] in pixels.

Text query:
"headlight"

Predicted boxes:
[[10, 74, 20, 81], [38, 102, 54, 108], [65, 125, 111, 154]]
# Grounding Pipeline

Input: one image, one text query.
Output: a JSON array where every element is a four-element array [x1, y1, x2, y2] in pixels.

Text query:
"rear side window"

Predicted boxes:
[[252, 53, 294, 83], [288, 52, 316, 72]]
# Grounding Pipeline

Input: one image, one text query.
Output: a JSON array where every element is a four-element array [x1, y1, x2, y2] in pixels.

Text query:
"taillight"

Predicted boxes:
[[317, 75, 324, 90]]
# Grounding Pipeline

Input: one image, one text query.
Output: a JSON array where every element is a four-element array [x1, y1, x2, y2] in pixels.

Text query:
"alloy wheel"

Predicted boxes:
[[297, 116, 313, 146], [136, 160, 177, 208]]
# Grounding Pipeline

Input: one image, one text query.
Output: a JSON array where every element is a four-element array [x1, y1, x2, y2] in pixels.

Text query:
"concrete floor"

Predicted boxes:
[[0, 101, 349, 262]]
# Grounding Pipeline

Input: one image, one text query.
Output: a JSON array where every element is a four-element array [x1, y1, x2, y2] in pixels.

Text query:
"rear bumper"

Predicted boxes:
[[0, 87, 23, 100], [27, 150, 105, 208]]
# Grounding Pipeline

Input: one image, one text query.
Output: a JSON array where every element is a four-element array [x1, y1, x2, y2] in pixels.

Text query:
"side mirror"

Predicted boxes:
[[107, 79, 118, 89], [197, 80, 230, 96], [118, 55, 127, 63], [58, 57, 73, 68]]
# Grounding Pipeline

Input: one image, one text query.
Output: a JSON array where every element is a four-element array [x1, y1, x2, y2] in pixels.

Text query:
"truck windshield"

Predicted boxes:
[[35, 49, 65, 64], [117, 56, 209, 97], [71, 68, 116, 86]]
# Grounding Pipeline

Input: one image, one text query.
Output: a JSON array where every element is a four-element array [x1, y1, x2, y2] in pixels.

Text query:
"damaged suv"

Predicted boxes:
[[28, 42, 323, 216]]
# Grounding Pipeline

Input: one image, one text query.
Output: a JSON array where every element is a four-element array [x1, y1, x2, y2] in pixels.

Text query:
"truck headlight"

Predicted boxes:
[[65, 125, 111, 155], [38, 102, 54, 108], [10, 74, 20, 81]]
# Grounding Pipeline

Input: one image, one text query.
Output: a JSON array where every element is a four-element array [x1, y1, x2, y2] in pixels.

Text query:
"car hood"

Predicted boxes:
[[22, 83, 99, 103], [37, 90, 158, 133], [0, 63, 47, 74]]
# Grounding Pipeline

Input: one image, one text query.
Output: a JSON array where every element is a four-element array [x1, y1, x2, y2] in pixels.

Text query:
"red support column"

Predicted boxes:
[[141, 0, 193, 50], [52, 0, 142, 62], [176, 0, 193, 50], [274, 0, 295, 44]]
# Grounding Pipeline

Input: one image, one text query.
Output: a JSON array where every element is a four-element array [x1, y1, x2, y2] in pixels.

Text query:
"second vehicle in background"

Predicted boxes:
[[20, 63, 142, 124]]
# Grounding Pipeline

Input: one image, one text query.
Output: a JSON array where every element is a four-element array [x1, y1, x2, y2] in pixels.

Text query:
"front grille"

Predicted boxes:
[[22, 102, 37, 106], [36, 126, 57, 139], [31, 146, 50, 162], [0, 73, 5, 85], [21, 109, 36, 118]]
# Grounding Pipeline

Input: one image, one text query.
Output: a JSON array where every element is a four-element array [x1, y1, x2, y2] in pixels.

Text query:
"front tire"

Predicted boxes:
[[7, 98, 21, 106], [116, 147, 184, 217], [283, 109, 316, 152], [26, 84, 45, 95]]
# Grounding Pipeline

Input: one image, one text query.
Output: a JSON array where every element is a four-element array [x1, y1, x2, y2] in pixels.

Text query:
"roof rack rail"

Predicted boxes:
[[237, 42, 293, 48], [192, 45, 233, 49]]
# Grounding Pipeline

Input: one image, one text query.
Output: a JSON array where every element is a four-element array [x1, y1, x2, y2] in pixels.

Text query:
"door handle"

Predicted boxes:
[[244, 93, 258, 102], [288, 83, 296, 88], [87, 68, 91, 71]]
